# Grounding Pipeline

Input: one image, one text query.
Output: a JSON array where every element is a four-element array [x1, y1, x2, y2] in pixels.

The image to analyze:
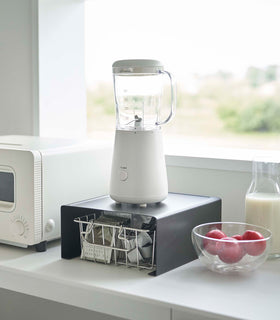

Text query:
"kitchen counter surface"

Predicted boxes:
[[0, 240, 279, 320]]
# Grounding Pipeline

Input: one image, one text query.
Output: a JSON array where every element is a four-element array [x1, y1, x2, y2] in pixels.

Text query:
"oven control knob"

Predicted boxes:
[[13, 220, 25, 236]]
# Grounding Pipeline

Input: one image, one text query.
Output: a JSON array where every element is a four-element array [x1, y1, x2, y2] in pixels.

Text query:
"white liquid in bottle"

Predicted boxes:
[[246, 192, 280, 255]]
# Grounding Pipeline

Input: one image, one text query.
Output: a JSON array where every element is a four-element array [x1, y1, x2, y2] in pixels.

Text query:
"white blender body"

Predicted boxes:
[[110, 59, 175, 205]]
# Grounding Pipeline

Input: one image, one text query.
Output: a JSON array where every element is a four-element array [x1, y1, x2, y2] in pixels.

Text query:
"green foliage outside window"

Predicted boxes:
[[218, 97, 280, 132], [217, 65, 280, 133]]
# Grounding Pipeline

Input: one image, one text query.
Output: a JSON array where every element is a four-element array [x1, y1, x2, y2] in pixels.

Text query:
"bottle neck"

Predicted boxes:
[[248, 161, 280, 194]]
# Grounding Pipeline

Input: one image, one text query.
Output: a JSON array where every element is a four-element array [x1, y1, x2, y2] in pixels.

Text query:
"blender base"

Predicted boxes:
[[110, 129, 168, 205]]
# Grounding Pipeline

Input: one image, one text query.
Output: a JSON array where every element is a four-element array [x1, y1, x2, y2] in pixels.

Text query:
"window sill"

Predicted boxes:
[[165, 140, 280, 172]]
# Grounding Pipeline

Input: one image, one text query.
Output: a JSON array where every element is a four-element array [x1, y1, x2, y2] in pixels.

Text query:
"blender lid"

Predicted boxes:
[[112, 59, 164, 74]]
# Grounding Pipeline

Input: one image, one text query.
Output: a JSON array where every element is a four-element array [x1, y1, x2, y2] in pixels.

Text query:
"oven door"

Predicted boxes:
[[0, 149, 42, 247]]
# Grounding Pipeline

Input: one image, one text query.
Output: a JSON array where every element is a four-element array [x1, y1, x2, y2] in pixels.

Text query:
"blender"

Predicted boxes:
[[110, 59, 175, 205]]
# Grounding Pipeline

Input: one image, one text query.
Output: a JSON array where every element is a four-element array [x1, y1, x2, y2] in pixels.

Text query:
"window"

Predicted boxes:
[[85, 0, 280, 151]]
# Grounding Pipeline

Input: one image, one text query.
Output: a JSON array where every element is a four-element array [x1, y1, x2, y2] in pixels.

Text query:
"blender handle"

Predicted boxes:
[[156, 70, 176, 126]]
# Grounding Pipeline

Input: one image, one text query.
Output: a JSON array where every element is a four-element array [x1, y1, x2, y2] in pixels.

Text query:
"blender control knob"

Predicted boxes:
[[119, 170, 128, 181]]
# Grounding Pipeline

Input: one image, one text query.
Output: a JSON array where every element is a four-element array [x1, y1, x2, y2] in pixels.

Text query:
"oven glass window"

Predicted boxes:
[[0, 172, 14, 203]]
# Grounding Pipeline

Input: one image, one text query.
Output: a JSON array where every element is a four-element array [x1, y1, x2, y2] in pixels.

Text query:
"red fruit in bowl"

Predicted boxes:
[[242, 230, 266, 256], [232, 234, 242, 240], [203, 229, 227, 255], [216, 237, 245, 264], [232, 234, 247, 256]]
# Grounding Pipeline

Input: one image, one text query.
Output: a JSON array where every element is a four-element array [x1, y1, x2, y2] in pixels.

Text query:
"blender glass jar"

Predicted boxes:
[[112, 59, 175, 131]]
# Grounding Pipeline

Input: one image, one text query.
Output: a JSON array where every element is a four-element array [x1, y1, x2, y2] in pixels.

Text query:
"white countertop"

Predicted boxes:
[[0, 241, 279, 320]]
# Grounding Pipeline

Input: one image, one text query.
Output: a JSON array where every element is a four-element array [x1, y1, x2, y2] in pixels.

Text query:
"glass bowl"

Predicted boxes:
[[192, 222, 272, 274]]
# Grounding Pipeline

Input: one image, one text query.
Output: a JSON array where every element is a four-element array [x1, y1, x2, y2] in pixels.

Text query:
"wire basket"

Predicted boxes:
[[74, 214, 156, 271]]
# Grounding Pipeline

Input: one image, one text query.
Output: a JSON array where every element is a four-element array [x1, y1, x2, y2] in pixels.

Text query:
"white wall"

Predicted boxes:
[[0, 0, 86, 138], [164, 148, 259, 222], [38, 0, 86, 138], [167, 164, 251, 222], [0, 0, 38, 135]]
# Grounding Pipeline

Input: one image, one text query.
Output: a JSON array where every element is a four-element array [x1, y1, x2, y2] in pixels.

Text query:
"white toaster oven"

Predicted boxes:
[[0, 135, 111, 251]]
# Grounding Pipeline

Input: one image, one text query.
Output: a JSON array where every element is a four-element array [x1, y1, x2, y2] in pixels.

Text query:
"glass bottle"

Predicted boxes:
[[245, 157, 280, 258]]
